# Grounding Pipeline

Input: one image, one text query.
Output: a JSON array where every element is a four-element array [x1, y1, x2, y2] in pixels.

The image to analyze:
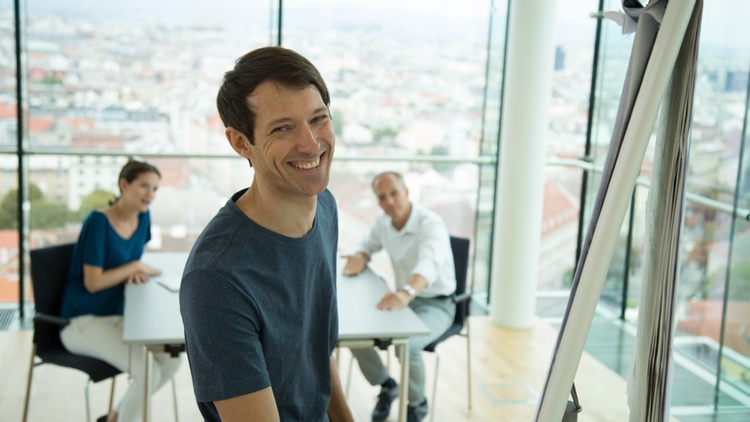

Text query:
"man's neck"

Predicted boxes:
[[391, 202, 412, 231], [235, 183, 318, 238]]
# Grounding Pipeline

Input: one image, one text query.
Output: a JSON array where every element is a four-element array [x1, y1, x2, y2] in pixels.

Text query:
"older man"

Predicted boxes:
[[343, 171, 456, 422]]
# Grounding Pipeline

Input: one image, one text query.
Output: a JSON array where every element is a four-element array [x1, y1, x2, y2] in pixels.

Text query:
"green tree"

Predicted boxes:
[[31, 201, 71, 229], [77, 189, 116, 220], [0, 190, 20, 229], [429, 144, 452, 173], [373, 127, 398, 143], [0, 185, 72, 229]]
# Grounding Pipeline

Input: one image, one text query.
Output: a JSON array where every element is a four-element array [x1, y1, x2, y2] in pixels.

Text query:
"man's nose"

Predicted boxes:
[[296, 126, 320, 153]]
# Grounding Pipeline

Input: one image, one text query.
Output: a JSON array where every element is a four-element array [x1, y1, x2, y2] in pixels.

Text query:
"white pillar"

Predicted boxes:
[[489, 0, 558, 328]]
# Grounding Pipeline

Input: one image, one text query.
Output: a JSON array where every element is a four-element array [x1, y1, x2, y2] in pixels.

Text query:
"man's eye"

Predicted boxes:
[[271, 126, 289, 133]]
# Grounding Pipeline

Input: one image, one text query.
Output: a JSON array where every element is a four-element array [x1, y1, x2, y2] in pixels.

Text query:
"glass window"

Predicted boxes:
[[0, 3, 18, 306], [588, 0, 750, 413], [16, 1, 270, 308], [283, 0, 491, 295]]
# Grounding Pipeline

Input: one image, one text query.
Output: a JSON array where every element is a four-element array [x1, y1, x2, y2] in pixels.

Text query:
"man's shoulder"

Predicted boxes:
[[318, 188, 335, 205], [412, 204, 445, 225], [201, 198, 245, 232], [185, 204, 245, 268], [316, 189, 338, 219]]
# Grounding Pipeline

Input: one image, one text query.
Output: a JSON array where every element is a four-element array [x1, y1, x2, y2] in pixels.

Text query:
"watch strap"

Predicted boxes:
[[401, 284, 416, 296]]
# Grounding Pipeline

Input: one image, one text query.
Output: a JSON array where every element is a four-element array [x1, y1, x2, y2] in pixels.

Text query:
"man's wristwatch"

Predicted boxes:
[[400, 284, 416, 297]]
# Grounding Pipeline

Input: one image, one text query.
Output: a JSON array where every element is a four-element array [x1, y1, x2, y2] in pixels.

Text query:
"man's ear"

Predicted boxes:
[[226, 127, 254, 159]]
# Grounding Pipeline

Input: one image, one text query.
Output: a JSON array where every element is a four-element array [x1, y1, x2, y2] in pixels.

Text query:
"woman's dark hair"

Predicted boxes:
[[216, 46, 330, 145], [109, 157, 161, 205]]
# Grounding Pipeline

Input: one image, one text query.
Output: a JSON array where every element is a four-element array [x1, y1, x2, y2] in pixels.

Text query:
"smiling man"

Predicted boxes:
[[180, 47, 352, 422]]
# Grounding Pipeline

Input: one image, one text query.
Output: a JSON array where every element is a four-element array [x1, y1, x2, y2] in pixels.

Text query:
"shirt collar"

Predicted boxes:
[[396, 203, 420, 235]]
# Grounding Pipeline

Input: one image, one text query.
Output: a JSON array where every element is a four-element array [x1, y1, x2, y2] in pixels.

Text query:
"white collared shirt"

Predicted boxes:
[[356, 204, 456, 297]]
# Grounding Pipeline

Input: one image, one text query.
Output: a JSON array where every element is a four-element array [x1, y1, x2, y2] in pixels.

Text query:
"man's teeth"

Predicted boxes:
[[293, 159, 320, 169]]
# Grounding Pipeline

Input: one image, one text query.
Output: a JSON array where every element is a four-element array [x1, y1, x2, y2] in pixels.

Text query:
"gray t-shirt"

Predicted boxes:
[[180, 188, 339, 421]]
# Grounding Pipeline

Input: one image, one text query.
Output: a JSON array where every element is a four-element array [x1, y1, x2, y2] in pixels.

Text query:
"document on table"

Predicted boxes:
[[153, 275, 181, 292]]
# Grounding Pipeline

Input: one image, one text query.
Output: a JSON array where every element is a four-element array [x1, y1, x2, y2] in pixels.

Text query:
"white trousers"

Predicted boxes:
[[60, 314, 182, 422]]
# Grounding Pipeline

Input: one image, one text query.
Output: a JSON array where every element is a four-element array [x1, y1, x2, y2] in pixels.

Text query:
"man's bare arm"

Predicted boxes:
[[327, 354, 354, 421], [215, 387, 280, 422]]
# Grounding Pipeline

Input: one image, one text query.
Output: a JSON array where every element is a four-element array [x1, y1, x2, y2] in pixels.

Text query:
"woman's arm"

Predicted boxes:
[[82, 261, 161, 293]]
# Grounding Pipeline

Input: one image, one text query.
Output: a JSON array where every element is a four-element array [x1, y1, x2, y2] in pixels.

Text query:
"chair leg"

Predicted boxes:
[[85, 379, 93, 422], [22, 344, 36, 422], [430, 352, 440, 422], [172, 378, 179, 422], [108, 377, 116, 413], [345, 350, 354, 398], [467, 319, 472, 410]]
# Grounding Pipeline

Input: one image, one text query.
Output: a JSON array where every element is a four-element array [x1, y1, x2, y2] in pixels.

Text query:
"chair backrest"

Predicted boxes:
[[29, 243, 76, 353], [449, 236, 471, 325]]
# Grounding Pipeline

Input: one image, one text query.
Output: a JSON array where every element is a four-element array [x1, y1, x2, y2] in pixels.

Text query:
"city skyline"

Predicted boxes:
[[0, 2, 747, 298]]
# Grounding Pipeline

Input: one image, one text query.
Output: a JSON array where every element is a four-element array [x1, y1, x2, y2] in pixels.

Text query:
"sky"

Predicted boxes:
[[8, 0, 750, 52]]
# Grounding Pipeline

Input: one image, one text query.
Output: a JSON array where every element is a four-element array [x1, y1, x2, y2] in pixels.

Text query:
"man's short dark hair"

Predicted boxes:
[[216, 46, 330, 145]]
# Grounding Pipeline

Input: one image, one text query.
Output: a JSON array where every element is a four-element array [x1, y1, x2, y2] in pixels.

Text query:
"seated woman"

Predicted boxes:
[[59, 157, 182, 422]]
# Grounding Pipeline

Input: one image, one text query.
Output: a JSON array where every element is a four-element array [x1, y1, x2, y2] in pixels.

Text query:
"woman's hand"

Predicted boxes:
[[127, 271, 150, 284], [127, 261, 162, 284]]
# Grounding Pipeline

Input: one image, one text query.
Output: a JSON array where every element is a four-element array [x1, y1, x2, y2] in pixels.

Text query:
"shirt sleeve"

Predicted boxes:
[[79, 212, 108, 268], [410, 213, 451, 287], [356, 215, 386, 257], [180, 268, 270, 402]]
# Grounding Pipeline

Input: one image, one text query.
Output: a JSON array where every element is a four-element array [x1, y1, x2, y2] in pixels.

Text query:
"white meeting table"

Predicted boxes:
[[122, 252, 186, 422], [123, 252, 429, 422], [336, 259, 430, 422]]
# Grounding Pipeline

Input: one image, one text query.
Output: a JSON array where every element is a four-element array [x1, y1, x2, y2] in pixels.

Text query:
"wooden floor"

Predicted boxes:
[[0, 316, 676, 422]]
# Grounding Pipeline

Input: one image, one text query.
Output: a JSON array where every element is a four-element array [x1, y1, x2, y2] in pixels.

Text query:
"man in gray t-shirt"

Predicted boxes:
[[180, 46, 352, 422], [181, 188, 339, 421]]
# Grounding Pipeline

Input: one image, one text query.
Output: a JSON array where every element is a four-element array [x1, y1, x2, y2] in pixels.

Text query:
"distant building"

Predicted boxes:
[[554, 46, 565, 71], [539, 178, 580, 289], [0, 230, 19, 303], [726, 70, 749, 93], [68, 135, 124, 211]]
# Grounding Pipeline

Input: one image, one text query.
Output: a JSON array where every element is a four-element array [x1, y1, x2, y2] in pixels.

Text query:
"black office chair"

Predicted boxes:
[[23, 243, 121, 422], [423, 235, 472, 421]]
